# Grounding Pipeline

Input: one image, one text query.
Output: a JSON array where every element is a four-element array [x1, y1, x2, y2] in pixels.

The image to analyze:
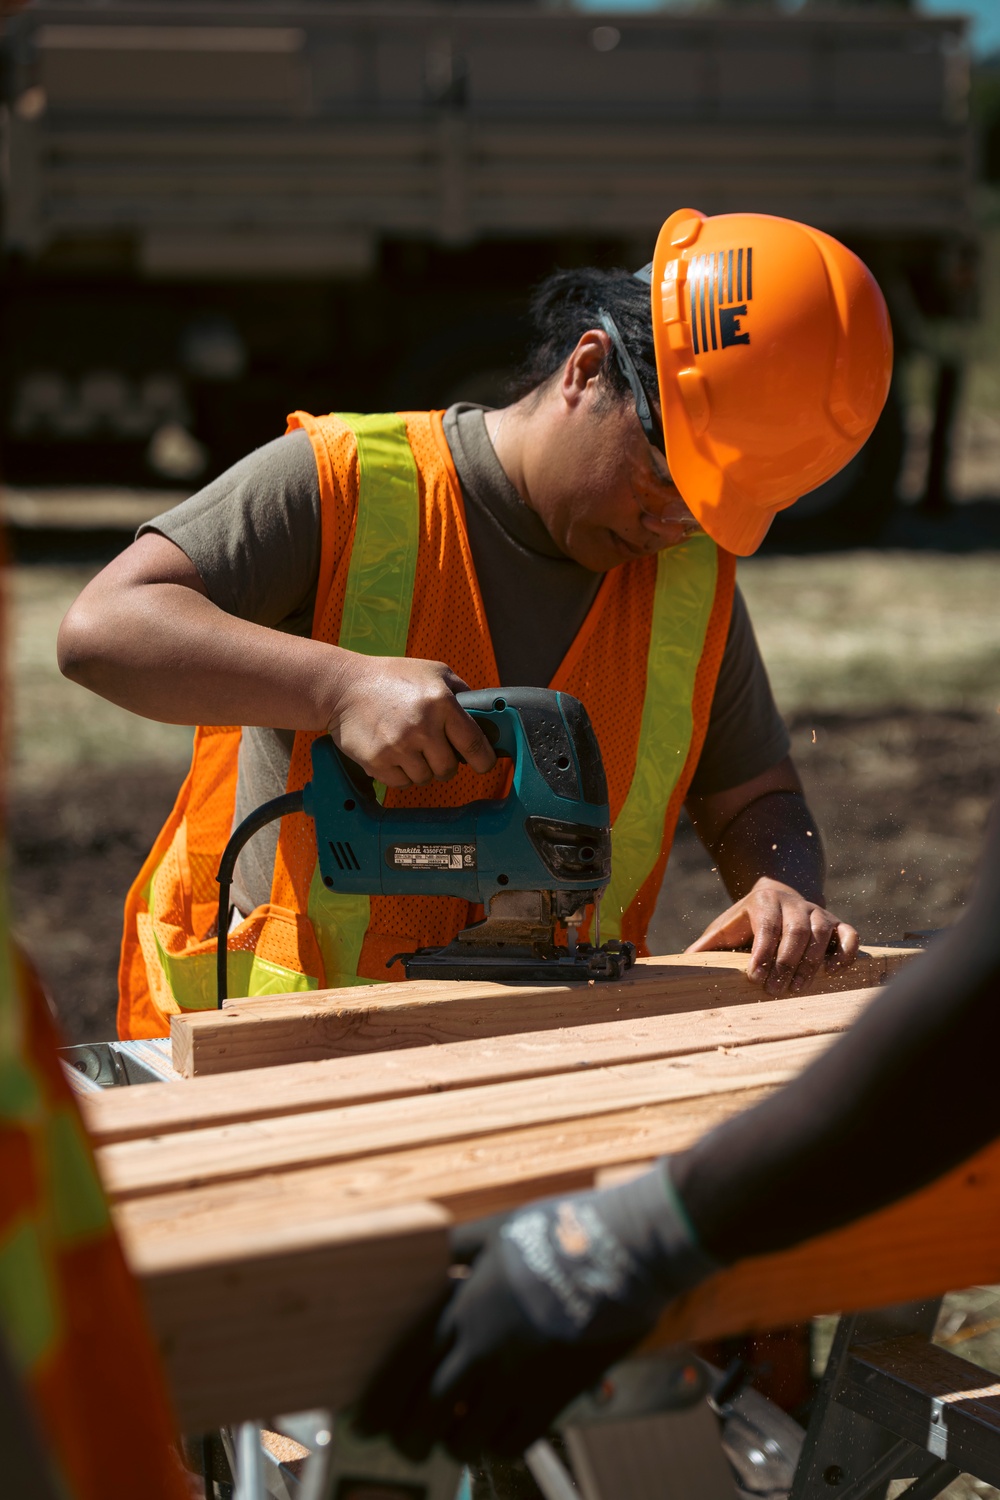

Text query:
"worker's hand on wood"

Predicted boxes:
[[686, 877, 859, 996], [326, 656, 497, 789], [355, 1163, 718, 1462]]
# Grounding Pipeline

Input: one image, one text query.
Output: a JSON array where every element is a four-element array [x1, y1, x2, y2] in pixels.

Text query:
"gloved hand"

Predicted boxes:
[[355, 1159, 720, 1462]]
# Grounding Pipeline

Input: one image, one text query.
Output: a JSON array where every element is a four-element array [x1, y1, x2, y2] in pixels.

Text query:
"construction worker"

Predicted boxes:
[[356, 804, 1000, 1462], [57, 209, 892, 1038]]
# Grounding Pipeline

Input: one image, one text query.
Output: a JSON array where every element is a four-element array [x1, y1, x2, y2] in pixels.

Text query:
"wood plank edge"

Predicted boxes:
[[90, 990, 878, 1145], [133, 1199, 452, 1432], [170, 947, 921, 1078]]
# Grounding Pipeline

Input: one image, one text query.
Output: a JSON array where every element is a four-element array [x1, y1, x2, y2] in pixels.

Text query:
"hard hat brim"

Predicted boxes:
[[687, 487, 784, 558], [660, 387, 797, 557]]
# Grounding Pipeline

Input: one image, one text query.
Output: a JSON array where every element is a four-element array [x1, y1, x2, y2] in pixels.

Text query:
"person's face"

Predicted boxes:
[[525, 354, 702, 572]]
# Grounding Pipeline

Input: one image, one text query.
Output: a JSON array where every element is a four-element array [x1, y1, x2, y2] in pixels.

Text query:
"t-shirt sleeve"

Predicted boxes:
[[137, 428, 321, 632], [686, 585, 791, 797]]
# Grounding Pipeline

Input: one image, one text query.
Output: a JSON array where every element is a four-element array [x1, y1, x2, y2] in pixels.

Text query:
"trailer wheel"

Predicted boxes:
[[763, 382, 905, 551]]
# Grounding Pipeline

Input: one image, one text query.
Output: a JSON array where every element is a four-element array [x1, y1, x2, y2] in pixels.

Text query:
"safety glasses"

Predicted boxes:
[[597, 307, 667, 459], [598, 305, 702, 538]]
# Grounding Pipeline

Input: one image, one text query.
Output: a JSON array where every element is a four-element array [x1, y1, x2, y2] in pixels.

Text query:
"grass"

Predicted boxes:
[[737, 552, 1000, 717], [9, 565, 193, 789]]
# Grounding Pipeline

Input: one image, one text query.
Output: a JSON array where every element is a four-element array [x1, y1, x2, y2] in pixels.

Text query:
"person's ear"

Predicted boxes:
[[560, 330, 610, 410]]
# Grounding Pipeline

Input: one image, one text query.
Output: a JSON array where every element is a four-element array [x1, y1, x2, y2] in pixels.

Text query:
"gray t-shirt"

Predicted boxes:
[[142, 405, 789, 912]]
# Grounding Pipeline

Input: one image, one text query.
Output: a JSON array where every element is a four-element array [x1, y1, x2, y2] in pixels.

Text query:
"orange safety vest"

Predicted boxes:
[[119, 410, 735, 1039], [0, 692, 187, 1493]]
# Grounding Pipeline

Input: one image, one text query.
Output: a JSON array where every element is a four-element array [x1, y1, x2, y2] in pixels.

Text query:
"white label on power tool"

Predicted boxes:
[[387, 843, 476, 871]]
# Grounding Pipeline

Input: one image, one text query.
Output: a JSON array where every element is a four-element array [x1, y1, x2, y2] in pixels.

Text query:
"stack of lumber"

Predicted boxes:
[[80, 947, 1000, 1433]]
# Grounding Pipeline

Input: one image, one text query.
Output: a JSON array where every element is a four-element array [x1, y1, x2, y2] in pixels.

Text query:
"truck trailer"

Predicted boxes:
[[1, 1, 975, 540]]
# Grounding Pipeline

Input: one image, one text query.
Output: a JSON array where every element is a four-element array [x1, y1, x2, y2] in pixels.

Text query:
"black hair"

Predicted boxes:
[[511, 267, 658, 413]]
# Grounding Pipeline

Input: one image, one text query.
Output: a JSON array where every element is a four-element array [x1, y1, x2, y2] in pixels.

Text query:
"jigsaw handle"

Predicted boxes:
[[456, 687, 607, 806], [308, 688, 607, 808]]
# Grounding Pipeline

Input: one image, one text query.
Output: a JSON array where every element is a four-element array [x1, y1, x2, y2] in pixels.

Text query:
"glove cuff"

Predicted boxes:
[[494, 1160, 723, 1341], [596, 1158, 723, 1297]]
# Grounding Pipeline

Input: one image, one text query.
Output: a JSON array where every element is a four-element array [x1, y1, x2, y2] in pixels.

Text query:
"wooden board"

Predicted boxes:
[[132, 1200, 451, 1433], [170, 947, 919, 1076], [115, 1086, 777, 1252], [97, 938, 986, 1436], [100, 1033, 836, 1201], [87, 987, 879, 1145], [127, 1135, 1000, 1433]]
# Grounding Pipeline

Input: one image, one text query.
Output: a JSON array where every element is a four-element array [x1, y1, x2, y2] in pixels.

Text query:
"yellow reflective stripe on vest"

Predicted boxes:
[[601, 533, 719, 941], [338, 413, 421, 657], [148, 892, 317, 1010], [308, 413, 420, 987], [143, 414, 420, 1008], [0, 887, 40, 1122], [0, 1217, 60, 1371], [307, 869, 374, 990], [46, 1106, 110, 1243], [0, 892, 60, 1374]]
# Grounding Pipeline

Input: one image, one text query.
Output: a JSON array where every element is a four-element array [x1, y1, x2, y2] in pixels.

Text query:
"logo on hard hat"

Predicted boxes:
[[690, 248, 753, 355]]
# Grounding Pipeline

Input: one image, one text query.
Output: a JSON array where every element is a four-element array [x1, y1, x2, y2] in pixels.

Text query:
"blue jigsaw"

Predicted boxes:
[[216, 687, 635, 1002]]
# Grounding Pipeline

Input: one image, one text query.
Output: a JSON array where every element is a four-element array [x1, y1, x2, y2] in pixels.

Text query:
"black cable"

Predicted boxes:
[[215, 789, 305, 1007]]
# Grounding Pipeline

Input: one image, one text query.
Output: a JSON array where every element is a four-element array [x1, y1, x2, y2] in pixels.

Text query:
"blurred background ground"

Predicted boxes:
[[650, 549, 1000, 954]]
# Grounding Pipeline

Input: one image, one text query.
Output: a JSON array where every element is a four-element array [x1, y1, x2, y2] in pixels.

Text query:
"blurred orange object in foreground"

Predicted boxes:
[[0, 559, 189, 1497]]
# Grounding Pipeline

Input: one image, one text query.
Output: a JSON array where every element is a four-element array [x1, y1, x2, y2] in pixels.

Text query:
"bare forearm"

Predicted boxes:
[[58, 581, 344, 730], [685, 761, 854, 989], [58, 542, 495, 790], [710, 790, 826, 903]]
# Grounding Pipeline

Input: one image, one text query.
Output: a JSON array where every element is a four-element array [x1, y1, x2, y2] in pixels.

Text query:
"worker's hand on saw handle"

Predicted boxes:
[[687, 878, 859, 997], [326, 655, 496, 789], [355, 1164, 718, 1462]]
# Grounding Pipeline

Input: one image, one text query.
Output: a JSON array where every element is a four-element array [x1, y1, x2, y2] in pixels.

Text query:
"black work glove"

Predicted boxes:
[[355, 1160, 720, 1462]]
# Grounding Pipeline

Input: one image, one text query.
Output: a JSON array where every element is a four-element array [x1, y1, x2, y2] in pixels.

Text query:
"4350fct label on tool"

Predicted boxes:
[[386, 843, 477, 871]]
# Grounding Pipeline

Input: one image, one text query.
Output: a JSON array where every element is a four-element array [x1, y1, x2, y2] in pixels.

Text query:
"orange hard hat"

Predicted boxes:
[[648, 208, 893, 556]]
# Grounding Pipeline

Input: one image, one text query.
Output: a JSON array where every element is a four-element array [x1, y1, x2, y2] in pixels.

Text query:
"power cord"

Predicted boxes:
[[215, 790, 305, 1006]]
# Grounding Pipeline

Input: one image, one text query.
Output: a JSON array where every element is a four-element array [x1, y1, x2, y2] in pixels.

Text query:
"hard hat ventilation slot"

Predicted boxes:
[[676, 368, 710, 435]]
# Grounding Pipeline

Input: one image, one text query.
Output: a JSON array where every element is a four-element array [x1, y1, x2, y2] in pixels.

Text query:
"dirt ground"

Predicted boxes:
[[650, 706, 998, 956], [6, 540, 999, 1044]]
